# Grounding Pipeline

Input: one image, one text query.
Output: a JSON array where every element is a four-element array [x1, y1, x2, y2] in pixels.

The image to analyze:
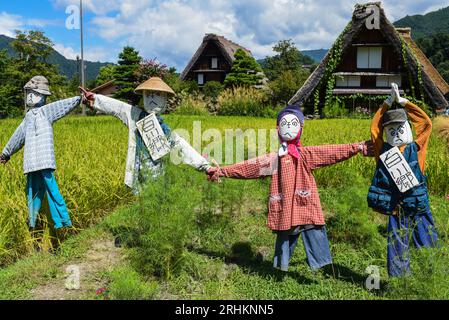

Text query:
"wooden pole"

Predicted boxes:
[[80, 0, 86, 116]]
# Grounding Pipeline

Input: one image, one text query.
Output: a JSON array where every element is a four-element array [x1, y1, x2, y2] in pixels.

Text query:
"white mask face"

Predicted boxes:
[[143, 91, 167, 114], [279, 114, 302, 142], [26, 90, 45, 108], [385, 122, 413, 147]]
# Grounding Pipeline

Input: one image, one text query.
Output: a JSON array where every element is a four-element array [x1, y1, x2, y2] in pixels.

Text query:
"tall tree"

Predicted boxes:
[[263, 39, 314, 80], [224, 49, 263, 88], [262, 40, 313, 106], [113, 46, 142, 105], [0, 30, 70, 117], [95, 64, 116, 87]]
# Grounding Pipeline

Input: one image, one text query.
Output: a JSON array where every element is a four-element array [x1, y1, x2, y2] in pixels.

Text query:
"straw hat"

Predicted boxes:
[[135, 77, 175, 95]]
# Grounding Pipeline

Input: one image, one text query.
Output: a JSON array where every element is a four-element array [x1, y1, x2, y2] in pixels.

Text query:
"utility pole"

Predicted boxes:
[[80, 0, 86, 115]]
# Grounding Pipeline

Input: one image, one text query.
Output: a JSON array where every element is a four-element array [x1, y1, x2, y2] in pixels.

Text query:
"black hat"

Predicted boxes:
[[382, 109, 408, 126]]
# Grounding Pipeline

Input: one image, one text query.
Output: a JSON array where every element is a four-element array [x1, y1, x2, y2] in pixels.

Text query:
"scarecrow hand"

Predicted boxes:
[[0, 154, 9, 164], [79, 87, 95, 108], [206, 167, 223, 182], [360, 141, 375, 157], [385, 84, 396, 107], [392, 83, 408, 106]]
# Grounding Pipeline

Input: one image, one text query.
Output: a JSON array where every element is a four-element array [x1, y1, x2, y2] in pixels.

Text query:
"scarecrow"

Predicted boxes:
[[207, 105, 373, 272], [80, 77, 211, 192], [0, 76, 81, 229], [368, 83, 438, 277]]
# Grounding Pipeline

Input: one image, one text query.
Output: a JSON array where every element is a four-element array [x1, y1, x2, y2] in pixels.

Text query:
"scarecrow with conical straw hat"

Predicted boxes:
[[80, 77, 212, 193]]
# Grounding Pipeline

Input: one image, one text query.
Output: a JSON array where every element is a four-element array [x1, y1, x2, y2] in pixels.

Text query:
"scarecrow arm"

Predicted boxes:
[[2, 120, 26, 159], [303, 143, 363, 170], [171, 133, 211, 172], [370, 103, 389, 161], [220, 153, 278, 179], [404, 101, 432, 172], [43, 97, 81, 123], [92, 94, 133, 127]]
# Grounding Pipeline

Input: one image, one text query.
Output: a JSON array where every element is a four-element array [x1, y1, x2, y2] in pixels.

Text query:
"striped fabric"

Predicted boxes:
[[2, 97, 81, 173], [221, 143, 364, 231]]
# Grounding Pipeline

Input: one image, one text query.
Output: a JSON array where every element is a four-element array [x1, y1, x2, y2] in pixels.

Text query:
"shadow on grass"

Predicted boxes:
[[191, 241, 317, 285], [321, 264, 389, 295]]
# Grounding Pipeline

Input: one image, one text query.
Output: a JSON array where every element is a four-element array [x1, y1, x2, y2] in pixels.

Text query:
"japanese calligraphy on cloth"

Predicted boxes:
[[136, 113, 171, 161], [380, 146, 419, 193]]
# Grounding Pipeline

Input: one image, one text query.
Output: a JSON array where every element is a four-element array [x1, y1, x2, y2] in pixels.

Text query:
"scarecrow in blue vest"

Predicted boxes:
[[1, 76, 81, 230], [368, 83, 438, 277]]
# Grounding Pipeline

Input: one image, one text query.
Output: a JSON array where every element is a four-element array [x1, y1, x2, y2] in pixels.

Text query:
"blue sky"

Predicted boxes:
[[1, 0, 449, 71]]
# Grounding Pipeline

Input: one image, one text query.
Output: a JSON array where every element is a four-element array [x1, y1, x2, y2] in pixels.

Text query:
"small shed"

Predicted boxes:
[[91, 80, 119, 97]]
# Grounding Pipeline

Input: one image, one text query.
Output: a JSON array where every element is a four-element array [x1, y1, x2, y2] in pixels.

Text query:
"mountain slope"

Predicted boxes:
[[0, 34, 111, 81], [301, 49, 328, 63], [394, 6, 449, 39]]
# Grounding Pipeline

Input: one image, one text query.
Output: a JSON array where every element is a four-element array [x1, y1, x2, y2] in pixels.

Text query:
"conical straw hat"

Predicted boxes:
[[135, 77, 175, 95]]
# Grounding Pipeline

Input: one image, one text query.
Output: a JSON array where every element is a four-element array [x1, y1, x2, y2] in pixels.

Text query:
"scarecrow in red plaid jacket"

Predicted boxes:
[[207, 105, 373, 272]]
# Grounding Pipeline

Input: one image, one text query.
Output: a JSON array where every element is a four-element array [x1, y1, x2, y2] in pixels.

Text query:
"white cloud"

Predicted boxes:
[[25, 18, 62, 28], [53, 43, 116, 62], [45, 0, 449, 69], [0, 12, 23, 37], [53, 43, 78, 59]]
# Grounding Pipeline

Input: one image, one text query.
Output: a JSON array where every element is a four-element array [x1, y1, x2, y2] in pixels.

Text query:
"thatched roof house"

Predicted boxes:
[[180, 34, 253, 87], [289, 2, 449, 114]]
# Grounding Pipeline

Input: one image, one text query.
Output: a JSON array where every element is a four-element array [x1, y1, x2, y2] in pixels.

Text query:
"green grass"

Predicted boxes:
[[0, 114, 448, 300]]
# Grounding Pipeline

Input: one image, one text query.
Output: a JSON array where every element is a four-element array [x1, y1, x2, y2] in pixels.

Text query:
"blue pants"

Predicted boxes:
[[273, 225, 333, 271], [387, 209, 438, 277], [26, 170, 72, 229]]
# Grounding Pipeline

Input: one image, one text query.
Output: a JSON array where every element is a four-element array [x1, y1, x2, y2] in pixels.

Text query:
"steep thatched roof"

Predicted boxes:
[[397, 28, 449, 96], [288, 2, 449, 111], [180, 34, 252, 80]]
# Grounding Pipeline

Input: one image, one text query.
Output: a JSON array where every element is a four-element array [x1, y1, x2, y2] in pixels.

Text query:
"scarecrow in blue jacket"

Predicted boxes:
[[368, 83, 438, 277], [1, 76, 81, 230]]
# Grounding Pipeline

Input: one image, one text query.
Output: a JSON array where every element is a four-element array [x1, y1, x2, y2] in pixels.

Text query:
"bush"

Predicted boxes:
[[127, 162, 201, 280], [203, 81, 224, 100], [217, 87, 278, 117], [268, 69, 309, 106], [323, 99, 349, 118], [174, 93, 209, 116]]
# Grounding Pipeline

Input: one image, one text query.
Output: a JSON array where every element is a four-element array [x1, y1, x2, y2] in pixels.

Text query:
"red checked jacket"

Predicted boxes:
[[220, 143, 364, 231]]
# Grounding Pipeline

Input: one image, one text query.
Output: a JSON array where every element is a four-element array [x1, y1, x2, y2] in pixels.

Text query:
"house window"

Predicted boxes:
[[336, 75, 361, 87], [376, 75, 402, 87], [198, 73, 205, 85], [211, 58, 218, 69], [357, 47, 382, 69]]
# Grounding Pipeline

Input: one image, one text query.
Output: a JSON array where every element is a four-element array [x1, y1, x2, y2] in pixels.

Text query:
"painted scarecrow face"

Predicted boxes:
[[279, 114, 302, 142], [25, 90, 46, 108], [143, 91, 168, 114], [385, 122, 413, 147]]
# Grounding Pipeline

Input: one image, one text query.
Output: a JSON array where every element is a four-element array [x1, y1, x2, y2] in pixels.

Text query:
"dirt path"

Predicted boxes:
[[31, 237, 124, 300]]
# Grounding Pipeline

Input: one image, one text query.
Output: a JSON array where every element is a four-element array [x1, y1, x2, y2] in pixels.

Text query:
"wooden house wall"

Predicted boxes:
[[337, 29, 402, 74]]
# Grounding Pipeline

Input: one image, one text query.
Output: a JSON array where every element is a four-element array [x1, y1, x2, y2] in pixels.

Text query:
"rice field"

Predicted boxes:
[[0, 115, 448, 299]]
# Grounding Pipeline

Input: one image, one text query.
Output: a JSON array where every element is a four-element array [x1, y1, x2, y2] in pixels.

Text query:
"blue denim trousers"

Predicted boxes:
[[387, 209, 438, 277], [273, 225, 333, 271], [26, 170, 72, 229]]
